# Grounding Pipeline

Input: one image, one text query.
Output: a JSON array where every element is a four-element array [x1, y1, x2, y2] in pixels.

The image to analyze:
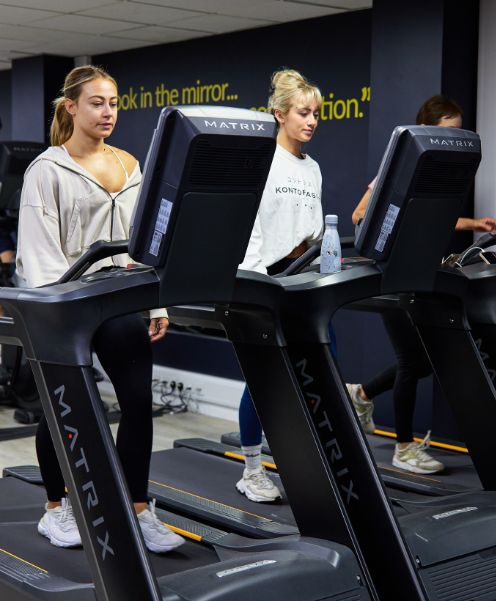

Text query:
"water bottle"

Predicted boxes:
[[320, 214, 341, 274]]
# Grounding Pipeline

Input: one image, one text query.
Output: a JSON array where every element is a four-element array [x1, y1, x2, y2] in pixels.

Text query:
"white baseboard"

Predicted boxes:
[[94, 354, 244, 423]]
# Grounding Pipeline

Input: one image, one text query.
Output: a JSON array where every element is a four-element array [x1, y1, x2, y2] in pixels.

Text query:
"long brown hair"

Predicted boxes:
[[50, 65, 118, 146]]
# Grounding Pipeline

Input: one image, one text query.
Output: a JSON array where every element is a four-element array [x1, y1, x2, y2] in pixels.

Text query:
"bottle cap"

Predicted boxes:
[[325, 214, 338, 225]]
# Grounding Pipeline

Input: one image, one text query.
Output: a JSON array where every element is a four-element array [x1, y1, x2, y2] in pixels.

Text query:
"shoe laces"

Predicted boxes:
[[142, 499, 168, 532], [407, 431, 433, 461], [349, 385, 373, 411], [246, 468, 274, 490], [359, 402, 374, 420], [58, 498, 77, 529]]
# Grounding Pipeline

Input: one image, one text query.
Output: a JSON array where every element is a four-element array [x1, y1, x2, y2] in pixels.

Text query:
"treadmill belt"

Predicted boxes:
[[150, 448, 296, 526], [1, 522, 93, 584], [0, 521, 215, 580], [0, 476, 218, 599], [221, 430, 483, 495], [368, 436, 482, 493]]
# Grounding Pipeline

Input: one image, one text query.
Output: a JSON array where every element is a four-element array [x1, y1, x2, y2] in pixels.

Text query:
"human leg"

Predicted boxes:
[[381, 311, 444, 474], [346, 327, 398, 434], [382, 311, 431, 443], [35, 416, 82, 547], [236, 386, 281, 502], [361, 364, 397, 400], [93, 314, 153, 503], [93, 313, 183, 552]]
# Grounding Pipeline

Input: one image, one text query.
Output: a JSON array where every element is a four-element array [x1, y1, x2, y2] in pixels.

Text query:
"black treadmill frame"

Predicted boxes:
[[0, 271, 165, 601]]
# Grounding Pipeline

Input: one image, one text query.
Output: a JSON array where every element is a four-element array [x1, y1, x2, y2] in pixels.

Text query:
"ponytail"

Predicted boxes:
[[50, 97, 74, 146]]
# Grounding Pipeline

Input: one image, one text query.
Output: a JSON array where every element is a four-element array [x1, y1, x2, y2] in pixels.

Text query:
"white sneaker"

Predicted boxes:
[[346, 383, 375, 434], [236, 467, 282, 503], [38, 497, 82, 548], [137, 499, 185, 553], [392, 431, 445, 474]]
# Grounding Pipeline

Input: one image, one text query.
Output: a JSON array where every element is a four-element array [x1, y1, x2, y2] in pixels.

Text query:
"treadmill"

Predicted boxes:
[[0, 105, 373, 601], [242, 125, 496, 600], [141, 125, 496, 600]]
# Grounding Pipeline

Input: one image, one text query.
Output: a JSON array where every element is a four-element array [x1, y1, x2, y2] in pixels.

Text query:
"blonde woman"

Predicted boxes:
[[236, 69, 325, 502], [16, 65, 184, 553]]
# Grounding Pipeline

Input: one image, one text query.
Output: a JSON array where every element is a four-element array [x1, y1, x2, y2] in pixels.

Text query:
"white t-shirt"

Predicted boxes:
[[240, 144, 324, 273]]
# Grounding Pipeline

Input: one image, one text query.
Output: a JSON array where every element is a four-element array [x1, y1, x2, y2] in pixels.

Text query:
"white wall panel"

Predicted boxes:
[[475, 0, 496, 221]]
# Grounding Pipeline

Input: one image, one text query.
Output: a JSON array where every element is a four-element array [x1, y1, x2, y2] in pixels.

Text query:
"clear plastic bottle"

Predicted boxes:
[[320, 214, 341, 274]]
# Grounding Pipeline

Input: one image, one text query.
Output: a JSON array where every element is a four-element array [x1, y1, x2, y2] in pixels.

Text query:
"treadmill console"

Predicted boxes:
[[128, 106, 276, 305], [355, 126, 481, 292]]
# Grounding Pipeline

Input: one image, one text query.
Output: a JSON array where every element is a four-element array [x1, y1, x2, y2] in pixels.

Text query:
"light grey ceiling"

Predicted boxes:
[[0, 0, 371, 71]]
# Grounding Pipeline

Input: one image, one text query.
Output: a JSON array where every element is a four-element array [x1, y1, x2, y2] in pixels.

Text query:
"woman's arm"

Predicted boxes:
[[16, 162, 70, 287], [352, 188, 372, 225], [455, 217, 496, 232]]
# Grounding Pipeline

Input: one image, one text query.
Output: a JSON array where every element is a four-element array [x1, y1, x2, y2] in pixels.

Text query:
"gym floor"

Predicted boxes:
[[0, 389, 237, 475]]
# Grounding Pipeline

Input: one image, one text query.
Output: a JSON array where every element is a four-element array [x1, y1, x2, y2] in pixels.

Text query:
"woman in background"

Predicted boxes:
[[347, 95, 496, 474]]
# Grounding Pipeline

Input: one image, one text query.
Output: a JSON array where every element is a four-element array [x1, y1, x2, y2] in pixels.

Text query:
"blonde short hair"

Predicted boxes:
[[268, 69, 322, 116]]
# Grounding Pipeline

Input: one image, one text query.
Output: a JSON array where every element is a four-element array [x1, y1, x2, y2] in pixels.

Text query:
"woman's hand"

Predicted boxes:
[[148, 317, 169, 343], [473, 217, 496, 232], [456, 216, 496, 232]]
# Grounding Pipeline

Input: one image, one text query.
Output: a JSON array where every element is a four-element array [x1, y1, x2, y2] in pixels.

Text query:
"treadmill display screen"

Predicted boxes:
[[129, 105, 277, 269], [355, 125, 481, 263], [128, 105, 277, 306]]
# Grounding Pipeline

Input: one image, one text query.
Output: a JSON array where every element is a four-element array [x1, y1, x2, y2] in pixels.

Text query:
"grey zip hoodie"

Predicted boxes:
[[16, 145, 165, 317]]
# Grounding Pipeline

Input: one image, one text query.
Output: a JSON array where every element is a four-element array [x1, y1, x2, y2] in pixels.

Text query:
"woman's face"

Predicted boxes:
[[66, 77, 118, 140], [276, 95, 321, 144], [437, 114, 462, 128]]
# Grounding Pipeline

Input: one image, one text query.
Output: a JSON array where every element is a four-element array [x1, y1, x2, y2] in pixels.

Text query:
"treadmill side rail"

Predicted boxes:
[[405, 292, 496, 490], [30, 361, 162, 601]]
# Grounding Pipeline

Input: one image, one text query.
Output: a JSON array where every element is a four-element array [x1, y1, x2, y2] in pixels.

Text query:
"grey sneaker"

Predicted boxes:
[[236, 467, 282, 503], [346, 383, 375, 434], [38, 497, 82, 548], [138, 499, 185, 553], [392, 431, 444, 474]]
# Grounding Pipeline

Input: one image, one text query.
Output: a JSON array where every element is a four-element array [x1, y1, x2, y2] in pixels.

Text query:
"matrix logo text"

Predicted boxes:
[[56, 384, 114, 560], [204, 120, 265, 131], [297, 359, 358, 505], [429, 138, 474, 147]]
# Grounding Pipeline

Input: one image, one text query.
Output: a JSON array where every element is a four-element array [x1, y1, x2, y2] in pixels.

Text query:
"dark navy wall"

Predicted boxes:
[[95, 10, 372, 238], [12, 56, 45, 142], [368, 0, 479, 256], [11, 55, 73, 144], [0, 70, 11, 141]]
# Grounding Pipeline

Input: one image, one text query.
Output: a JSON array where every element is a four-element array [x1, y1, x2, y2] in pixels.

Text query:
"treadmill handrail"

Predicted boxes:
[[56, 239, 129, 284], [279, 237, 355, 277]]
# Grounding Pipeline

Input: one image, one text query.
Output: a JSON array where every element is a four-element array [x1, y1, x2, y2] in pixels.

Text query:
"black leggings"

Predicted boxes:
[[36, 313, 153, 502], [362, 310, 432, 443]]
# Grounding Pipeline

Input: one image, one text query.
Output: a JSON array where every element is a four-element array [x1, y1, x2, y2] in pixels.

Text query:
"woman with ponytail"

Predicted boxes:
[[16, 65, 184, 553], [235, 68, 325, 502]]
